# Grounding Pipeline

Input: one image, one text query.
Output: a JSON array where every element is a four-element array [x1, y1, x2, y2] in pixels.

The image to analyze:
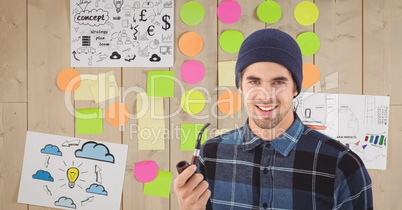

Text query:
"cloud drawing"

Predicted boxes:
[[54, 196, 76, 209], [75, 141, 115, 163], [32, 170, 54, 182], [41, 144, 62, 156], [86, 183, 108, 196]]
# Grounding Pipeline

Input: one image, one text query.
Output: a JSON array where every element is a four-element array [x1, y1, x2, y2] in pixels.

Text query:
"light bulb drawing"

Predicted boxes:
[[67, 167, 79, 188], [113, 0, 124, 13]]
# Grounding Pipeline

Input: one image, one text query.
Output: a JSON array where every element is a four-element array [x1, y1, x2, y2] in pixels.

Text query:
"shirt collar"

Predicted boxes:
[[242, 113, 304, 157]]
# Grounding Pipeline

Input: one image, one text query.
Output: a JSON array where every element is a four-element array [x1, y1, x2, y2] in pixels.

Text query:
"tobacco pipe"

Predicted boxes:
[[176, 123, 211, 174]]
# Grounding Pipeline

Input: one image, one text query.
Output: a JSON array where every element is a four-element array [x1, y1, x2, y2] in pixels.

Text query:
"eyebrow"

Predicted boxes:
[[245, 76, 290, 82], [272, 76, 289, 81], [245, 76, 261, 81]]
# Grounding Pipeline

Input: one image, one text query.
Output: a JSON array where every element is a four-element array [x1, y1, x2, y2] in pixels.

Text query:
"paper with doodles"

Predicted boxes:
[[18, 131, 128, 209], [294, 92, 390, 170], [71, 0, 174, 67]]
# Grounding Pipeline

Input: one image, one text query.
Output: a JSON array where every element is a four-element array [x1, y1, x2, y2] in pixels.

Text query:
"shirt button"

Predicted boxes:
[[263, 168, 269, 174], [263, 202, 268, 209]]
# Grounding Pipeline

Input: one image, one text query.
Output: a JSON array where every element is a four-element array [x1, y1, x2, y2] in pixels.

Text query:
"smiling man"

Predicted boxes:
[[174, 29, 373, 210]]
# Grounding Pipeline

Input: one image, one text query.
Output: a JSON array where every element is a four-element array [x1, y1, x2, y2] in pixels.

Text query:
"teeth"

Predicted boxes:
[[257, 105, 276, 111]]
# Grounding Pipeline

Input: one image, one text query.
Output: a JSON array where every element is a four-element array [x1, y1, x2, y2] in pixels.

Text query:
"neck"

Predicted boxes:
[[248, 111, 295, 141]]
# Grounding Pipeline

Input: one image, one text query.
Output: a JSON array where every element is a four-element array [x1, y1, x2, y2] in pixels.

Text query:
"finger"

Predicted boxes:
[[174, 165, 197, 189], [185, 173, 205, 191], [192, 180, 209, 199], [198, 188, 211, 206]]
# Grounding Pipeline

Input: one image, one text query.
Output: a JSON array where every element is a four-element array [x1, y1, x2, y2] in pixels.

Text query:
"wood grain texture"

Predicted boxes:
[[27, 0, 73, 210], [0, 0, 27, 102], [363, 0, 402, 104], [0, 103, 28, 210], [170, 0, 218, 209], [122, 67, 170, 210], [316, 0, 363, 94]]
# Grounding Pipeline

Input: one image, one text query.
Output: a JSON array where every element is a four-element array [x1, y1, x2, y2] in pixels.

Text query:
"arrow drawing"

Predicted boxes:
[[44, 155, 50, 168], [95, 165, 102, 184], [72, 51, 80, 61], [43, 185, 52, 196], [81, 196, 94, 206], [124, 54, 136, 62], [62, 139, 81, 147]]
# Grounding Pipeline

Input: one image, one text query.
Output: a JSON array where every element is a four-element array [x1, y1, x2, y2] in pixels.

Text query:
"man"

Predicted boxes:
[[174, 28, 373, 210]]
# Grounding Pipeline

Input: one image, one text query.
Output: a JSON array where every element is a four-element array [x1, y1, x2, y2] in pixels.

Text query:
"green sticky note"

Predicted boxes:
[[180, 124, 209, 151], [76, 108, 103, 134], [219, 30, 244, 54], [294, 1, 319, 26], [180, 1, 205, 26], [143, 170, 172, 198], [296, 31, 321, 56], [147, 71, 174, 97], [257, 0, 282, 24]]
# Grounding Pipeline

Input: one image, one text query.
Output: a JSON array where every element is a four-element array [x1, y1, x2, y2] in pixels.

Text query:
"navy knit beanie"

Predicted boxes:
[[235, 28, 303, 96]]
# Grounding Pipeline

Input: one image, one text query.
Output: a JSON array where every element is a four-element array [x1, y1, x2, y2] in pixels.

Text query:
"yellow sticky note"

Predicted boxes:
[[137, 93, 165, 150], [180, 90, 205, 115], [74, 74, 97, 101], [143, 170, 172, 198], [218, 61, 236, 87], [294, 1, 319, 26], [90, 71, 120, 103]]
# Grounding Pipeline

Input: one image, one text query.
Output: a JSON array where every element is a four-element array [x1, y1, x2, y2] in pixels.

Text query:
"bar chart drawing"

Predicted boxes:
[[364, 96, 376, 124]]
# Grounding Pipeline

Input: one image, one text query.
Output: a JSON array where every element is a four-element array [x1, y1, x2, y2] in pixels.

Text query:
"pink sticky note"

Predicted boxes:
[[217, 0, 242, 24], [180, 60, 205, 84], [134, 160, 159, 183]]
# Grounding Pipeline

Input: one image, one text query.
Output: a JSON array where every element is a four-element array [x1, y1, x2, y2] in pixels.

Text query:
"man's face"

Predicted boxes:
[[240, 62, 297, 130]]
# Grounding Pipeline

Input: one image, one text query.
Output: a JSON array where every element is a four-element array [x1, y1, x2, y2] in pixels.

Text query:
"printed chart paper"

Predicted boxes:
[[71, 0, 174, 67], [18, 131, 128, 209], [295, 93, 390, 170]]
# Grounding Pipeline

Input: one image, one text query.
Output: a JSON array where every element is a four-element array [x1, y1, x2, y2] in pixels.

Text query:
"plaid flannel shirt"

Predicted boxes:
[[198, 114, 373, 210]]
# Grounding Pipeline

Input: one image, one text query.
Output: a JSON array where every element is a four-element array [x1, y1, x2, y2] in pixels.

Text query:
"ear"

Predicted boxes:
[[293, 87, 298, 97]]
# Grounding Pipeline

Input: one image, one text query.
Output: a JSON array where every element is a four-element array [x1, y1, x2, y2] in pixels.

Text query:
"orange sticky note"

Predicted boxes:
[[56, 68, 81, 92], [218, 90, 242, 115], [105, 102, 130, 127], [179, 32, 203, 56], [302, 63, 320, 88]]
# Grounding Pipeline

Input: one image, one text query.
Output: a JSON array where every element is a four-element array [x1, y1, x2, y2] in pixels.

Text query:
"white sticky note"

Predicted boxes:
[[137, 93, 166, 150], [218, 61, 236, 87]]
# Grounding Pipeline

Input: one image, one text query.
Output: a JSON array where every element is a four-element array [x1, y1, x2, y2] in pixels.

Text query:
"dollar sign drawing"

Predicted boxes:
[[162, 15, 171, 31]]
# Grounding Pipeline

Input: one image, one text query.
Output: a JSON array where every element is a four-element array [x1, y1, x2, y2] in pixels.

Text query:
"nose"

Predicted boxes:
[[246, 85, 274, 102]]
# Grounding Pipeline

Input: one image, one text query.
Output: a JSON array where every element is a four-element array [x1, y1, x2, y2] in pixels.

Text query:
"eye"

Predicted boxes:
[[249, 80, 259, 85], [273, 80, 285, 85]]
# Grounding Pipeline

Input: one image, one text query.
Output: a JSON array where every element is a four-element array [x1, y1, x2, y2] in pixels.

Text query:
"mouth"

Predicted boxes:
[[255, 104, 278, 113]]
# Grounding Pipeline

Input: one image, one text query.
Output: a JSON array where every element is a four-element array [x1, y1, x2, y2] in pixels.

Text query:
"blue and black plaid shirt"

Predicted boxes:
[[198, 114, 373, 210]]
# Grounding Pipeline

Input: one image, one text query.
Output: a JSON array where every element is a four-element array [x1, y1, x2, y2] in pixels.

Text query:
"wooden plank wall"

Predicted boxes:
[[0, 0, 401, 209]]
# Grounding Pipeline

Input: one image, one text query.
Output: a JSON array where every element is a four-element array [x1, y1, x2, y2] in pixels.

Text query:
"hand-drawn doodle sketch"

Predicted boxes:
[[18, 131, 128, 209], [71, 0, 174, 67], [295, 92, 390, 170]]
